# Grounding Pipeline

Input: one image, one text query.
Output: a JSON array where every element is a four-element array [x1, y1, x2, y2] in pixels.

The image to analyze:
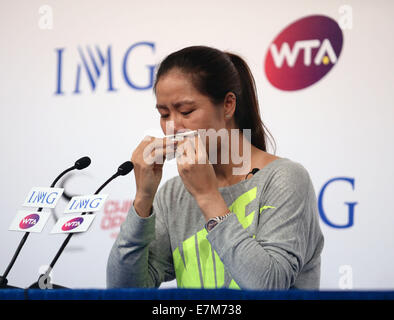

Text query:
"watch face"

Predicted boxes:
[[206, 219, 219, 231]]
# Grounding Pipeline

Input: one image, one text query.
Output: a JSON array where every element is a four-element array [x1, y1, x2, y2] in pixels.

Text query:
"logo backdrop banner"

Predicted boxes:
[[0, 0, 393, 289]]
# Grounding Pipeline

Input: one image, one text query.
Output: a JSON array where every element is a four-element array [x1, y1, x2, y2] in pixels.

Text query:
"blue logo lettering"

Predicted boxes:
[[89, 197, 102, 209], [318, 177, 358, 229], [77, 199, 90, 210], [46, 192, 59, 204], [34, 191, 48, 204], [67, 197, 103, 211], [55, 48, 65, 95], [55, 42, 156, 95], [74, 45, 117, 94], [27, 191, 59, 205], [122, 41, 155, 90]]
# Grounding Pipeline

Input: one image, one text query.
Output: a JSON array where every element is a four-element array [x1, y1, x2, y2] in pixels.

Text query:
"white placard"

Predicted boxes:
[[9, 210, 51, 233], [23, 187, 64, 208], [63, 194, 108, 214], [50, 214, 96, 234]]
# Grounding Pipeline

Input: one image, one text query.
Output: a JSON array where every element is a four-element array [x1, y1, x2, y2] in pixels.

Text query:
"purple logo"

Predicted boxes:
[[19, 214, 40, 229], [62, 217, 84, 231], [265, 15, 343, 91]]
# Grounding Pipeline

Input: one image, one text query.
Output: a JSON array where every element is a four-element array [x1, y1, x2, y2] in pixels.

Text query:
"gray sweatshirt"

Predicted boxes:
[[106, 157, 324, 289]]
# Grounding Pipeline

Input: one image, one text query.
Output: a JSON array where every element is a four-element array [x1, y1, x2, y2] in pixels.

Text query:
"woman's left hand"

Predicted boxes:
[[175, 135, 229, 220]]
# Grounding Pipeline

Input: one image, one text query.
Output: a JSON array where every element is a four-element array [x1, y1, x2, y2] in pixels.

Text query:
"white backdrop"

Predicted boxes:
[[0, 0, 393, 290]]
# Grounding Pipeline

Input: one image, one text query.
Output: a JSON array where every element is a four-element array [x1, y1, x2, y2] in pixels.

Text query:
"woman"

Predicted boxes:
[[107, 46, 324, 289]]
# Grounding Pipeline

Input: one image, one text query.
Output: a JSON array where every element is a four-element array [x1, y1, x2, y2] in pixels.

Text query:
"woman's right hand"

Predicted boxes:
[[131, 136, 176, 217]]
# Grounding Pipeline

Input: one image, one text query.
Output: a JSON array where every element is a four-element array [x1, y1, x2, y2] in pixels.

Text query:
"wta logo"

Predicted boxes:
[[62, 217, 84, 231], [19, 214, 40, 229], [265, 15, 343, 91]]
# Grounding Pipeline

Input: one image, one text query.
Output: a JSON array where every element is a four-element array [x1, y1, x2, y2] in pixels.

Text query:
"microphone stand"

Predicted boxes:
[[0, 157, 91, 289], [28, 161, 133, 289]]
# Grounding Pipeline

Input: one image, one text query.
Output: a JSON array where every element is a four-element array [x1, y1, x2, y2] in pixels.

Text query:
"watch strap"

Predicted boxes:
[[205, 212, 232, 232]]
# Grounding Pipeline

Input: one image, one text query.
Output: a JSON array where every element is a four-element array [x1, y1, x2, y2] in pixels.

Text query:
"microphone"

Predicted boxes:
[[95, 161, 134, 194], [0, 156, 91, 289], [49, 157, 93, 222], [245, 168, 260, 180], [117, 161, 134, 175], [74, 156, 91, 170], [29, 161, 134, 289]]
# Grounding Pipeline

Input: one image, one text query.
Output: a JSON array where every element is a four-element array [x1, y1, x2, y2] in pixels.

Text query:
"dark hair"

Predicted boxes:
[[153, 45, 276, 153]]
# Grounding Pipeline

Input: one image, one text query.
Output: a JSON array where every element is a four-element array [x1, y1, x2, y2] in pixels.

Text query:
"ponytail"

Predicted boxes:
[[226, 52, 276, 153]]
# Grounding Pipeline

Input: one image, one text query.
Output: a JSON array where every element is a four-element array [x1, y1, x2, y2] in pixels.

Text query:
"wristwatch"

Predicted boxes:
[[205, 212, 232, 232]]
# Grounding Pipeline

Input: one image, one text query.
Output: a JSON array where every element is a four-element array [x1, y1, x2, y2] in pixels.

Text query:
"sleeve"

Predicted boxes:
[[106, 188, 175, 288], [206, 162, 320, 290]]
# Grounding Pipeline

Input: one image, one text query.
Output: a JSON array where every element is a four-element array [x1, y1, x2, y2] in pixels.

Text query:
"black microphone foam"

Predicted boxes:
[[117, 161, 134, 176], [74, 156, 91, 170]]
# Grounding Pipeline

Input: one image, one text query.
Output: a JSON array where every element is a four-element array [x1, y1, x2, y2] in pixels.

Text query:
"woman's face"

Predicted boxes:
[[155, 69, 225, 136]]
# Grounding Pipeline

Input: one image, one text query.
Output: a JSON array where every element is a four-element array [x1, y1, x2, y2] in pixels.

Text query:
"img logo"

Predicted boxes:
[[19, 214, 40, 229], [55, 42, 156, 95], [265, 15, 343, 91], [61, 217, 84, 231]]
